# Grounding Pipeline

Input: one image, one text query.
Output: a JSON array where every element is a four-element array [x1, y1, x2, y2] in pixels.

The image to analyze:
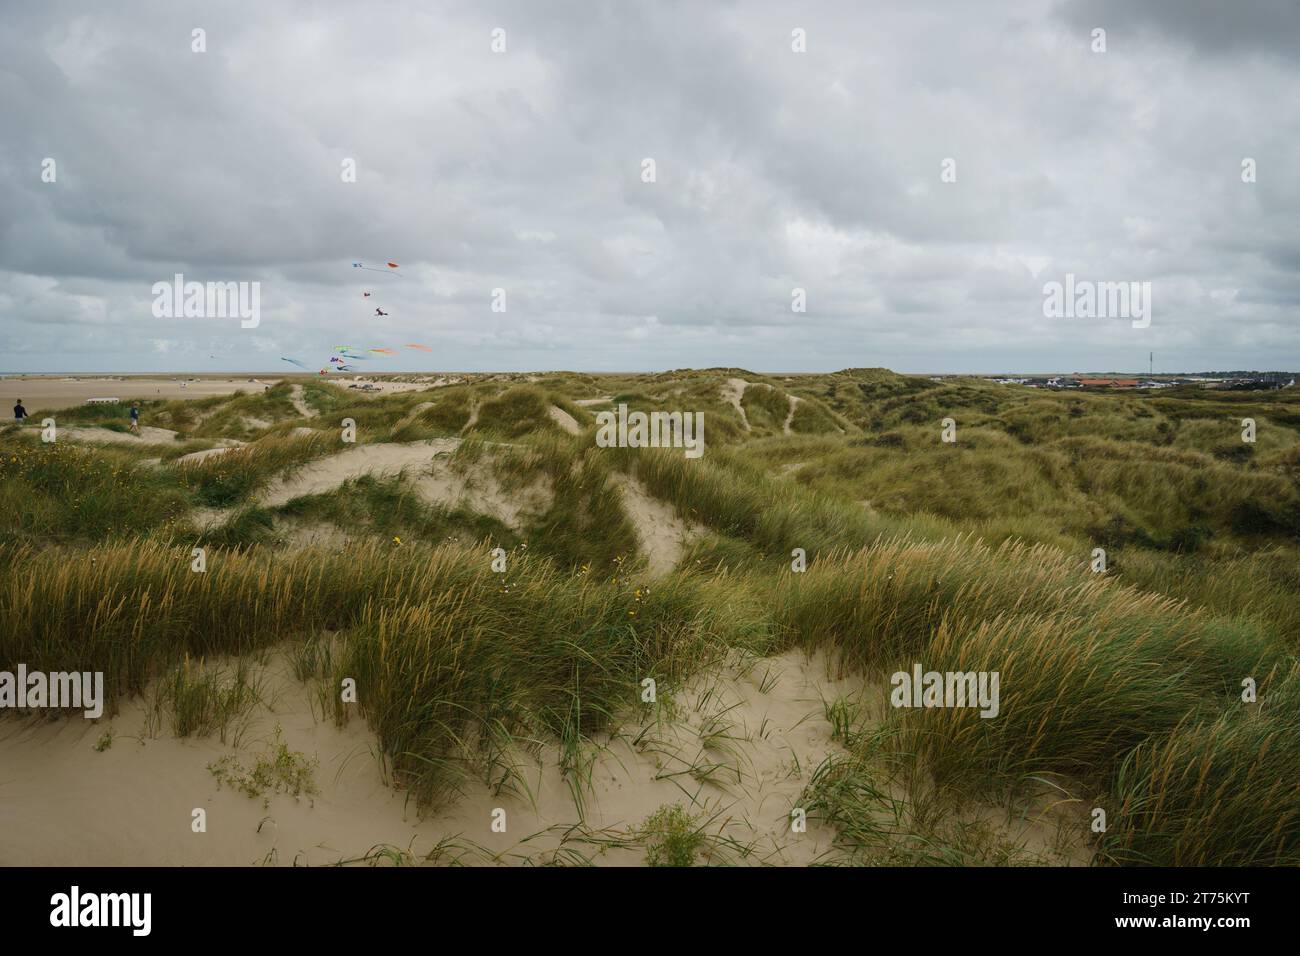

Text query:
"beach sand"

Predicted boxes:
[[0, 376, 289, 414]]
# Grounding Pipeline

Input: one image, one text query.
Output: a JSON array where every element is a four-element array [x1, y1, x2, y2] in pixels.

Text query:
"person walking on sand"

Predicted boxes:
[[128, 402, 140, 434], [14, 399, 28, 423]]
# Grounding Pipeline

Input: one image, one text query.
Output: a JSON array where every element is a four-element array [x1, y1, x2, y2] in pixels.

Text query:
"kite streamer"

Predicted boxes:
[[352, 261, 402, 276]]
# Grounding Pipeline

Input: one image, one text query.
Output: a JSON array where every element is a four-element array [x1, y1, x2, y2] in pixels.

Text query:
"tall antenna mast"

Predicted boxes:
[[1149, 351, 1153, 377]]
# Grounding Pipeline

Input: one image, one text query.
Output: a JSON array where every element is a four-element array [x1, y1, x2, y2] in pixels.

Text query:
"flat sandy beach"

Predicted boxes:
[[0, 376, 293, 414]]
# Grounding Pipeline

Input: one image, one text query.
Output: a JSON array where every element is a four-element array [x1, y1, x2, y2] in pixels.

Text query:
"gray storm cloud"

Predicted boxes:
[[1, 0, 1296, 373]]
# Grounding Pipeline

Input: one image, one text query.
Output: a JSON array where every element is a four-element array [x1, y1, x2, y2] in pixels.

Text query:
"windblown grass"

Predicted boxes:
[[172, 432, 329, 506], [5, 367, 1299, 865], [0, 437, 190, 541], [1099, 662, 1300, 866]]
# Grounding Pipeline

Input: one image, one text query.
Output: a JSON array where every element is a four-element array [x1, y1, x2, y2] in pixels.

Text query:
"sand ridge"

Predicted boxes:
[[256, 439, 462, 508], [0, 647, 1088, 866]]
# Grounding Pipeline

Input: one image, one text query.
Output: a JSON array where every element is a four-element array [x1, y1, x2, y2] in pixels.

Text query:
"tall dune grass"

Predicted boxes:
[[0, 438, 190, 541], [1099, 662, 1300, 866], [5, 367, 1299, 864], [171, 432, 329, 506]]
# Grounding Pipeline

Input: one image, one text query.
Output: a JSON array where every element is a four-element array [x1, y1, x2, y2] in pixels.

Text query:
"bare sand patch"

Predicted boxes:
[[547, 405, 581, 434], [0, 649, 857, 866], [187, 506, 227, 530], [56, 425, 181, 445], [274, 520, 354, 553], [614, 474, 705, 577], [412, 459, 550, 532], [257, 440, 461, 509]]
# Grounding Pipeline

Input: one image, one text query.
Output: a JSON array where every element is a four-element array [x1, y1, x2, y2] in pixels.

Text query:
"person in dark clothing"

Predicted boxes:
[[129, 402, 140, 434], [13, 399, 28, 422]]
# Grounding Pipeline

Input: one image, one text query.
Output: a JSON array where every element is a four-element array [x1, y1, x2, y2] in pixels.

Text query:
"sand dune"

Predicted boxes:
[[0, 648, 1086, 866], [256, 440, 461, 508], [0, 651, 854, 866]]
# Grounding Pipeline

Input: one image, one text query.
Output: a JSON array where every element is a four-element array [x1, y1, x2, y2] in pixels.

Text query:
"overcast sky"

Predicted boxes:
[[2, 0, 1297, 374]]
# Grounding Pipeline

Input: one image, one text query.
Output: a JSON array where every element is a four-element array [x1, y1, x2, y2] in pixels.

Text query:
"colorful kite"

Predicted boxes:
[[406, 344, 433, 352], [352, 261, 402, 276], [281, 357, 309, 369]]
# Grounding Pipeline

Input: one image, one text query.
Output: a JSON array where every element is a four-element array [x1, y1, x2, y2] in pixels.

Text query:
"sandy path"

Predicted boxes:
[[289, 385, 313, 418], [783, 395, 802, 436], [575, 396, 613, 407], [614, 474, 703, 577], [721, 378, 751, 431]]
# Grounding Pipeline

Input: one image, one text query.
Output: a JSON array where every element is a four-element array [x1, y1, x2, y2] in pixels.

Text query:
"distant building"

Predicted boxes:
[[1077, 378, 1140, 388]]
